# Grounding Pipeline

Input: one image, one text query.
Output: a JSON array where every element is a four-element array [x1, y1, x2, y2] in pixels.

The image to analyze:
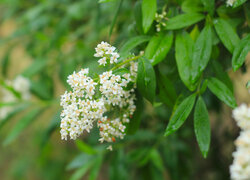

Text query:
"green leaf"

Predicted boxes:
[[67, 154, 95, 170], [201, 0, 214, 15], [22, 59, 47, 78], [88, 155, 103, 180], [98, 0, 117, 3], [181, 0, 203, 13], [1, 49, 11, 77], [232, 34, 250, 71], [0, 103, 30, 130], [75, 140, 97, 155], [120, 36, 151, 57], [207, 77, 237, 108], [134, 1, 143, 34], [214, 18, 240, 53], [165, 13, 205, 30], [190, 25, 200, 41], [113, 68, 130, 76], [3, 108, 43, 146], [40, 111, 60, 147], [137, 57, 156, 103], [191, 24, 212, 83], [165, 94, 196, 136], [233, 0, 247, 8], [145, 32, 173, 66], [70, 162, 93, 180], [126, 92, 143, 134], [142, 0, 157, 33], [194, 96, 211, 158], [109, 0, 123, 38], [211, 60, 234, 92], [175, 31, 197, 91], [157, 71, 177, 108], [150, 149, 164, 171]]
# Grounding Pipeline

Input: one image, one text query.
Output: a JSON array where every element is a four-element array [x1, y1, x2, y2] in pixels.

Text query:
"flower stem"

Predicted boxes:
[[110, 55, 142, 71]]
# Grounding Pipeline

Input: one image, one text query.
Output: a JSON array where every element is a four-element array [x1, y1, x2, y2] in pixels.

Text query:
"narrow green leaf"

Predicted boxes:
[[113, 68, 130, 76], [142, 0, 157, 33], [192, 24, 212, 83], [145, 32, 173, 66], [126, 92, 143, 134], [67, 154, 95, 170], [190, 25, 200, 41], [194, 96, 211, 158], [3, 108, 42, 146], [22, 59, 47, 78], [98, 0, 117, 3], [175, 31, 197, 91], [137, 57, 156, 103], [211, 60, 234, 92], [207, 77, 237, 108], [1, 49, 11, 77], [181, 0, 203, 13], [214, 18, 240, 53], [75, 140, 97, 155], [165, 13, 205, 30], [109, 0, 123, 38], [201, 0, 214, 15], [120, 36, 151, 57], [0, 103, 30, 130], [134, 1, 143, 34], [232, 34, 250, 71], [157, 71, 177, 108], [70, 162, 93, 180], [165, 94, 196, 136], [150, 149, 164, 171], [233, 0, 247, 8], [88, 155, 103, 180]]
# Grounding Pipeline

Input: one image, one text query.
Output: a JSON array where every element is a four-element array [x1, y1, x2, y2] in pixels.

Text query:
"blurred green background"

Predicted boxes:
[[0, 0, 249, 180]]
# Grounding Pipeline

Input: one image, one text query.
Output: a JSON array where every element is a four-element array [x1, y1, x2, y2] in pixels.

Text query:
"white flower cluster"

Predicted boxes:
[[94, 41, 120, 66], [155, 11, 168, 32], [227, 0, 237, 6], [0, 75, 31, 119], [60, 42, 138, 150], [230, 103, 250, 180]]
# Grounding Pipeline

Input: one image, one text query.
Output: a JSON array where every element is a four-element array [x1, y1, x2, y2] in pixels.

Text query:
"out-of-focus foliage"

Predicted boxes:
[[0, 0, 249, 180]]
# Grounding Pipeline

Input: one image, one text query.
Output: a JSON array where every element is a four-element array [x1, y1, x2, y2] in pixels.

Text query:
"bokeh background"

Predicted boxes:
[[0, 0, 249, 180]]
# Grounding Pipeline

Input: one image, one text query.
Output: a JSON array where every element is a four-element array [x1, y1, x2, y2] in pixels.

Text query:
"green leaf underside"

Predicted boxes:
[[232, 34, 250, 71], [233, 0, 247, 8], [194, 96, 211, 158], [137, 57, 156, 103], [175, 31, 196, 91], [214, 18, 240, 53], [165, 94, 196, 136], [145, 32, 173, 66], [207, 77, 237, 108], [192, 24, 212, 83], [142, 0, 157, 33], [165, 13, 205, 30]]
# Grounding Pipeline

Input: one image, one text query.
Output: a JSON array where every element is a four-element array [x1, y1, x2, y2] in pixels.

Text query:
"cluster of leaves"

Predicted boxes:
[[0, 0, 249, 179]]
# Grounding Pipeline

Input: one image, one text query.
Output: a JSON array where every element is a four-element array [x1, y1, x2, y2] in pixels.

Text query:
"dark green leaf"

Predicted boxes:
[[192, 24, 212, 82], [232, 34, 250, 71], [145, 32, 173, 66], [1, 49, 11, 77], [165, 13, 205, 30], [150, 149, 164, 172], [201, 0, 214, 15], [165, 94, 196, 136], [207, 77, 237, 108], [142, 0, 157, 33], [157, 71, 177, 108], [126, 92, 143, 134], [120, 36, 151, 57], [194, 96, 211, 158], [214, 18, 240, 53], [175, 31, 197, 91], [211, 60, 234, 92], [181, 0, 203, 13], [3, 108, 43, 146], [137, 57, 156, 103]]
